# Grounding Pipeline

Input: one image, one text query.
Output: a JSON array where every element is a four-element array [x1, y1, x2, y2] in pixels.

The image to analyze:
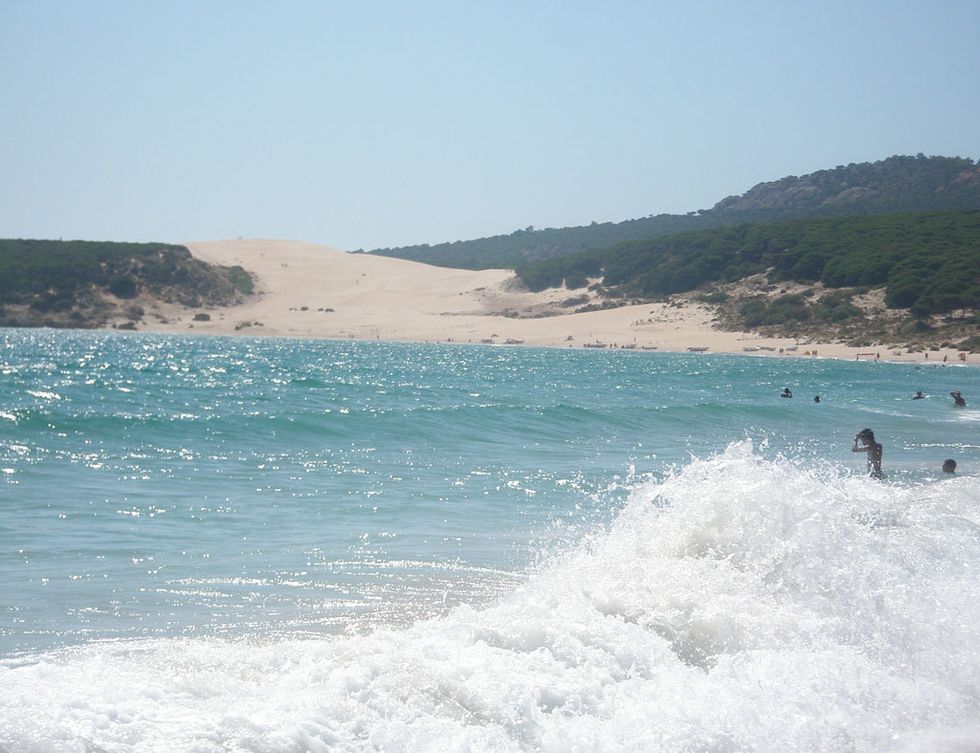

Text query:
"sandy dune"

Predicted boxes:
[[135, 239, 970, 365]]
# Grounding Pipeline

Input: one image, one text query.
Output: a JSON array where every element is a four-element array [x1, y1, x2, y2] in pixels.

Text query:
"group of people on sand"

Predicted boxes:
[[851, 390, 967, 480]]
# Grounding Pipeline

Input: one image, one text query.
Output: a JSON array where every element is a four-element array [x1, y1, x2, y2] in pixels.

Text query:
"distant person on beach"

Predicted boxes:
[[912, 391, 924, 400], [950, 391, 966, 407], [852, 428, 884, 479], [780, 387, 793, 398], [942, 459, 957, 474]]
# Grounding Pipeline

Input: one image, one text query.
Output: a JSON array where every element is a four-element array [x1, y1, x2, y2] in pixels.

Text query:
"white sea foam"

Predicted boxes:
[[25, 390, 61, 401], [2, 442, 979, 752]]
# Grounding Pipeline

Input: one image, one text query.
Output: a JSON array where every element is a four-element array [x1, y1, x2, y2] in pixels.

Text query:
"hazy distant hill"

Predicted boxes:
[[0, 239, 253, 329], [368, 155, 980, 269]]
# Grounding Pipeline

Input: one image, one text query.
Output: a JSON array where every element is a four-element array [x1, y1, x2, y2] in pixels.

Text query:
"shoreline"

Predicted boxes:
[[101, 329, 979, 373], [111, 238, 971, 367]]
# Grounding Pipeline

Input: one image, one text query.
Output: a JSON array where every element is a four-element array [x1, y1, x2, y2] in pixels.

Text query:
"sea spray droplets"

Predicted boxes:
[[2, 331, 980, 750], [4, 444, 980, 751]]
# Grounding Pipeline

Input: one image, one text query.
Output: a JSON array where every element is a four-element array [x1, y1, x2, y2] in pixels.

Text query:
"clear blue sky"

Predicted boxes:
[[2, 1, 978, 250]]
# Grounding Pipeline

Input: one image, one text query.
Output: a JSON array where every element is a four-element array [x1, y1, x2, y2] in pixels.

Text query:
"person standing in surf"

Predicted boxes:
[[852, 428, 884, 479]]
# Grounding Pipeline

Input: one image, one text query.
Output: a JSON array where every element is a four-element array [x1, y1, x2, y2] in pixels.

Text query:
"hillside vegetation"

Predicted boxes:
[[368, 155, 980, 270], [0, 239, 253, 329], [516, 210, 980, 317], [515, 210, 979, 350]]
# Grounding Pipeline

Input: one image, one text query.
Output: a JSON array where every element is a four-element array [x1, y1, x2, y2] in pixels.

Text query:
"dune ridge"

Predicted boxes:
[[132, 239, 970, 365]]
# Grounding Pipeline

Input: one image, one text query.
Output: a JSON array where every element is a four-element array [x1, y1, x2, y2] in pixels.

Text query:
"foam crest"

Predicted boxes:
[[3, 443, 979, 752]]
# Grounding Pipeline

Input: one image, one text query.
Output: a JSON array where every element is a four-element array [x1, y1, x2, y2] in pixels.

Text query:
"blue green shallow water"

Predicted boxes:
[[2, 329, 979, 751], [2, 329, 977, 655]]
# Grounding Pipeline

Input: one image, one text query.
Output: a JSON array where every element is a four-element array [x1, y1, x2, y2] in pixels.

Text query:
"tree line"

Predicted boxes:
[[368, 155, 980, 270], [515, 210, 980, 317]]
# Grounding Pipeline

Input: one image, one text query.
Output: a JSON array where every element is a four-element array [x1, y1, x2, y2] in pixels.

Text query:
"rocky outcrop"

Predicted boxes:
[[711, 155, 980, 215]]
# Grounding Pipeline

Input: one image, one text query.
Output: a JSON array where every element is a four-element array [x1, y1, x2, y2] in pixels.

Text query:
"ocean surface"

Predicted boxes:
[[1, 328, 979, 752]]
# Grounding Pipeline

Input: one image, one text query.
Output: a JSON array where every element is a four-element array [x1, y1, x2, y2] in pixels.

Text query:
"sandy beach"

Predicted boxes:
[[134, 239, 970, 366]]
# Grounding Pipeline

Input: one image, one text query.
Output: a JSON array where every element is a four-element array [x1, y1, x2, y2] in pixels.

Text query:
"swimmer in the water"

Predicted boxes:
[[852, 428, 884, 479], [780, 387, 792, 398], [942, 459, 957, 474], [951, 391, 966, 407], [912, 391, 924, 400]]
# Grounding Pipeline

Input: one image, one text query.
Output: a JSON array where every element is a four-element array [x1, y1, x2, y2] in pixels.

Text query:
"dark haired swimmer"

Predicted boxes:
[[852, 428, 884, 479], [943, 459, 957, 474], [950, 391, 966, 407]]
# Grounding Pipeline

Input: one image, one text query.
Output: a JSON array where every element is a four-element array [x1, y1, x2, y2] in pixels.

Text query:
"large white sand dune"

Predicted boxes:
[[134, 239, 969, 365]]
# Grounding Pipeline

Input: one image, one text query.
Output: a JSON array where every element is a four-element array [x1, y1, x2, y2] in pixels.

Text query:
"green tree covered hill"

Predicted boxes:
[[368, 155, 980, 270], [0, 239, 253, 328], [515, 210, 980, 318]]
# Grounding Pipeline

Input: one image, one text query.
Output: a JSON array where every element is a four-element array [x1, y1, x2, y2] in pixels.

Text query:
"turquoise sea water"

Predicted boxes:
[[2, 329, 979, 751]]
